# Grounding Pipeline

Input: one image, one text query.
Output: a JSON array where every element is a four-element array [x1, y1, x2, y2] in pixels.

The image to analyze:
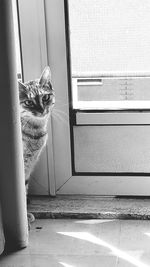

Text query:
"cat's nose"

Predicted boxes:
[[41, 109, 47, 116], [38, 105, 44, 113]]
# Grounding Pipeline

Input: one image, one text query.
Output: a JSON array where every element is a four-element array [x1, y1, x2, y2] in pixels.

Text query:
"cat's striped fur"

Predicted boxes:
[[19, 66, 55, 192]]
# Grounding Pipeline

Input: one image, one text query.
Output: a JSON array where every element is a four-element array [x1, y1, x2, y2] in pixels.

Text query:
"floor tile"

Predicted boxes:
[[118, 252, 150, 267], [28, 219, 120, 256], [116, 220, 150, 266], [117, 255, 150, 267], [57, 255, 117, 267], [119, 220, 150, 253], [0, 254, 117, 267], [3, 219, 150, 267], [0, 254, 32, 267], [0, 254, 61, 267]]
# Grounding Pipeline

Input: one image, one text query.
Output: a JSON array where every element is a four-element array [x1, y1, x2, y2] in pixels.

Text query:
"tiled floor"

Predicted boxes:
[[1, 219, 150, 266]]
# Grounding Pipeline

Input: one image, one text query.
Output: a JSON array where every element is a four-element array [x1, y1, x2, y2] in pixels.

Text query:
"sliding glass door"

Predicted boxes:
[[43, 0, 150, 195]]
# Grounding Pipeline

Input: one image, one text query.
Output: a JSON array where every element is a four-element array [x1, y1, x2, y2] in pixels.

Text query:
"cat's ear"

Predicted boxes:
[[39, 66, 51, 86], [18, 81, 27, 99], [18, 81, 27, 91]]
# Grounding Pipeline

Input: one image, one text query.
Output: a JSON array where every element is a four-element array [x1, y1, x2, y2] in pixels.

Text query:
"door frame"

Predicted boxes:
[[18, 0, 150, 196], [44, 0, 150, 196], [18, 0, 55, 195]]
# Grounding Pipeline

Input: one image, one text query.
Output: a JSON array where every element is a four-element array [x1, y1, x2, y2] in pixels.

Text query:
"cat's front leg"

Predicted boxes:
[[26, 181, 35, 230]]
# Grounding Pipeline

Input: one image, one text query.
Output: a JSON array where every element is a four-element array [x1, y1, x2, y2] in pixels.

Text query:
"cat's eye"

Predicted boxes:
[[24, 100, 34, 107], [42, 94, 51, 102]]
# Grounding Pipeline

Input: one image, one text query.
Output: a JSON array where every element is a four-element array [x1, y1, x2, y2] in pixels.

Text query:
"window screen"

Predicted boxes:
[[68, 0, 150, 109]]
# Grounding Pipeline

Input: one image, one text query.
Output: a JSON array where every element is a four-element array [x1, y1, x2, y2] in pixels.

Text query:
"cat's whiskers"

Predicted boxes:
[[52, 111, 69, 126], [56, 103, 70, 108], [53, 108, 69, 119], [52, 110, 70, 126], [56, 98, 72, 108]]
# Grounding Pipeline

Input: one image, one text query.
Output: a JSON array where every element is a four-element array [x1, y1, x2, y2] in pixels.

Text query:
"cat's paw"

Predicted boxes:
[[27, 212, 35, 230]]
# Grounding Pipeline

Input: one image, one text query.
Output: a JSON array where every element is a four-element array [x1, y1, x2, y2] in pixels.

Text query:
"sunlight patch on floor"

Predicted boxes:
[[59, 262, 75, 267], [75, 219, 115, 224], [58, 232, 148, 267], [144, 232, 150, 237]]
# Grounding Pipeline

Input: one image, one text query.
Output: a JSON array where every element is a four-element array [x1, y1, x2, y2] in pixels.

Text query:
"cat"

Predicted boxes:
[[19, 66, 55, 227]]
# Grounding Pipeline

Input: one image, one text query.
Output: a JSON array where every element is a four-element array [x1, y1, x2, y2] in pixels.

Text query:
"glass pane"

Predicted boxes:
[[68, 0, 150, 109]]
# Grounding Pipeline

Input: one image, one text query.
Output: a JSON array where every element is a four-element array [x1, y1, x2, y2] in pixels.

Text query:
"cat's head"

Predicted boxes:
[[19, 66, 55, 118]]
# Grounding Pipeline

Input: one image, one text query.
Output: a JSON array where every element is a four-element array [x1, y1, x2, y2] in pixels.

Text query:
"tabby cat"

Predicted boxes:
[[19, 66, 55, 224]]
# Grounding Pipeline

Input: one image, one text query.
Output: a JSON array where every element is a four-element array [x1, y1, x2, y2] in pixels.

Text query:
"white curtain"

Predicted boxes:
[[0, 0, 28, 253]]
